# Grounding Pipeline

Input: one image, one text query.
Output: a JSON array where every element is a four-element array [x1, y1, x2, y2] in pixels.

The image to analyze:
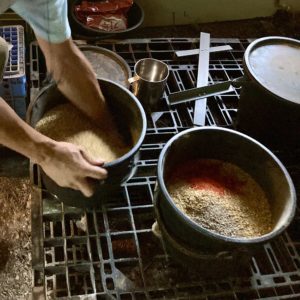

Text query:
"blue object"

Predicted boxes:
[[0, 25, 26, 119]]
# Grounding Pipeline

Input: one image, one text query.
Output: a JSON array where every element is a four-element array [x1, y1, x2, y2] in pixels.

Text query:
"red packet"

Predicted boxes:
[[75, 0, 134, 31]]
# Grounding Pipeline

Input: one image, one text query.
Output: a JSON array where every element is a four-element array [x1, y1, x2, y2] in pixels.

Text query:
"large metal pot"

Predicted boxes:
[[168, 37, 300, 149], [236, 36, 300, 150], [154, 127, 296, 252], [27, 79, 147, 207]]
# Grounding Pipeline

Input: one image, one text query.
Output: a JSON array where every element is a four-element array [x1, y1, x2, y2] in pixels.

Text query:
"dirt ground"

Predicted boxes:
[[0, 177, 32, 300]]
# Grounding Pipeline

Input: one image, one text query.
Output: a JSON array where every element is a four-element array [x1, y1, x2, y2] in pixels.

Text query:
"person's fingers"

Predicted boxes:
[[80, 149, 105, 166], [79, 150, 108, 179], [76, 178, 95, 198], [86, 165, 108, 180], [68, 182, 78, 190]]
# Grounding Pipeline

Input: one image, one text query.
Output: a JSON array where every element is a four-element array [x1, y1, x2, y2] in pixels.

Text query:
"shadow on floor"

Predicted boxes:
[[0, 147, 29, 178]]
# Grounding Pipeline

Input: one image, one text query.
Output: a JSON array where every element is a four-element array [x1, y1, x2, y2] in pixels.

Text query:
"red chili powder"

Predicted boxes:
[[168, 159, 245, 195]]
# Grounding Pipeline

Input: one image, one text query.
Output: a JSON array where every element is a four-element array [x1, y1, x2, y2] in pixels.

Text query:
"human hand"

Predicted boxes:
[[39, 141, 107, 197]]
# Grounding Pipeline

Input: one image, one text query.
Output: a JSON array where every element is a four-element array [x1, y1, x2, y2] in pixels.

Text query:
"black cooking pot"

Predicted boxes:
[[236, 36, 300, 150], [68, 0, 144, 40], [155, 127, 296, 252], [154, 202, 252, 276], [168, 37, 300, 150], [27, 79, 147, 207]]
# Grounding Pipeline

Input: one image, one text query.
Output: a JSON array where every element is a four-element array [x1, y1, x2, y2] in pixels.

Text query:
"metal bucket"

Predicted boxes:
[[128, 58, 169, 111], [154, 203, 253, 277], [27, 79, 147, 207], [154, 127, 296, 252]]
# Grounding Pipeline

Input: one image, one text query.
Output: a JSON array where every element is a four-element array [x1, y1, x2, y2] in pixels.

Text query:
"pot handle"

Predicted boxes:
[[168, 76, 245, 106], [128, 75, 140, 84], [127, 152, 140, 180]]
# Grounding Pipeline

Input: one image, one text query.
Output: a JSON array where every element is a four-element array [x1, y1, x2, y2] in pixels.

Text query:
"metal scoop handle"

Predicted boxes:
[[168, 77, 244, 106]]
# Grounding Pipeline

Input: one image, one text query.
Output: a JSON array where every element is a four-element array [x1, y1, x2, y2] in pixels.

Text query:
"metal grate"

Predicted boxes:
[[30, 38, 300, 300]]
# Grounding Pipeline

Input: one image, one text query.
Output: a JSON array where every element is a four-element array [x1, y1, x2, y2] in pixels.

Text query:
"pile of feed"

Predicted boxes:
[[167, 159, 273, 238], [0, 177, 32, 300], [35, 103, 131, 162]]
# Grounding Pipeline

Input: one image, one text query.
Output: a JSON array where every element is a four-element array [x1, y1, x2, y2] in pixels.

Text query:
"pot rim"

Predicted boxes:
[[133, 58, 170, 84], [102, 79, 147, 167], [78, 45, 132, 89], [243, 36, 300, 105], [157, 126, 297, 245]]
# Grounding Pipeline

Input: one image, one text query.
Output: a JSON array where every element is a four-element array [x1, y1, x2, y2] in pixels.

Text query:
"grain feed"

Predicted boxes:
[[35, 103, 130, 162], [167, 159, 273, 238]]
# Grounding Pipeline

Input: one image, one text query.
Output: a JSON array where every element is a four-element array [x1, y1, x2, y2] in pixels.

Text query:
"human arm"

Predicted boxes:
[[0, 98, 107, 197], [37, 37, 108, 122], [11, 0, 110, 122]]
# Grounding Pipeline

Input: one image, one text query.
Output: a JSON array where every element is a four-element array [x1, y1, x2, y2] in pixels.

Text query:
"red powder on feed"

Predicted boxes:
[[169, 159, 246, 195]]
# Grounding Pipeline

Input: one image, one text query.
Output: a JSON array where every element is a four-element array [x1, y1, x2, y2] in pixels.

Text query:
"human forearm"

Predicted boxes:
[[0, 98, 54, 163], [37, 37, 106, 121], [0, 98, 107, 196]]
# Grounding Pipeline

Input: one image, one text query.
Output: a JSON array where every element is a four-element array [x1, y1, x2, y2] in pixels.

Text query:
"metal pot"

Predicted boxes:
[[79, 45, 131, 89], [154, 127, 296, 252], [154, 202, 253, 276], [236, 36, 300, 150], [168, 37, 300, 149], [27, 79, 147, 207], [68, 1, 144, 40]]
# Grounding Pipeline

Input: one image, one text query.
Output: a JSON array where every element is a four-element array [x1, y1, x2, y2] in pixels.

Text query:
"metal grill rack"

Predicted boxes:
[[30, 38, 300, 300]]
